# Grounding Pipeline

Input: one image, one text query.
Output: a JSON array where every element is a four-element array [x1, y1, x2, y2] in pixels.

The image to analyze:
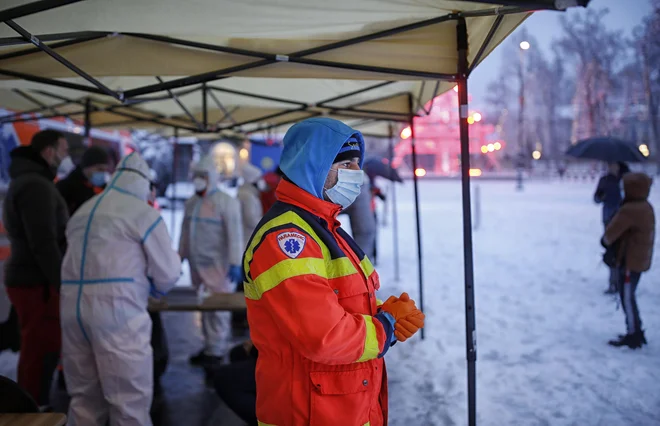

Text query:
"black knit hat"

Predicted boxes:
[[333, 136, 362, 164], [80, 146, 110, 169]]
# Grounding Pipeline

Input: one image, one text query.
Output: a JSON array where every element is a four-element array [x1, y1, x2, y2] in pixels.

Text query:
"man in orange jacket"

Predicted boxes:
[[243, 118, 424, 426]]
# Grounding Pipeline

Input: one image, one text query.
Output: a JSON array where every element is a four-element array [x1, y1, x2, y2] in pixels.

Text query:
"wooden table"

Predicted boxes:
[[148, 287, 246, 312], [0, 413, 66, 426]]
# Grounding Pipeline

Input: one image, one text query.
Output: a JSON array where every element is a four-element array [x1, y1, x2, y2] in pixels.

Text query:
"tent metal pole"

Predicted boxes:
[[156, 76, 202, 129], [12, 88, 65, 117], [456, 17, 477, 426], [388, 123, 400, 282], [208, 90, 237, 125], [5, 20, 122, 100], [407, 94, 424, 340], [0, 0, 83, 22], [202, 83, 208, 131], [316, 82, 395, 106], [84, 97, 91, 145], [0, 110, 81, 124], [0, 33, 106, 60], [209, 85, 307, 107], [0, 68, 107, 96], [171, 128, 178, 236]]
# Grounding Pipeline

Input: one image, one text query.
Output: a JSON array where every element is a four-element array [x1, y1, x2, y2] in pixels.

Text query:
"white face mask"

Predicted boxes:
[[193, 177, 208, 193], [325, 169, 364, 209]]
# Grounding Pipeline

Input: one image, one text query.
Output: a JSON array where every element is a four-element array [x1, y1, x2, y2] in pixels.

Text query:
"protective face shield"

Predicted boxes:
[[89, 171, 110, 187], [324, 168, 364, 209], [193, 177, 208, 193]]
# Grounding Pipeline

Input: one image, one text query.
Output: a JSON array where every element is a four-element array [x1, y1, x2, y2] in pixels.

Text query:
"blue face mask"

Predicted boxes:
[[89, 171, 109, 187], [325, 169, 364, 209]]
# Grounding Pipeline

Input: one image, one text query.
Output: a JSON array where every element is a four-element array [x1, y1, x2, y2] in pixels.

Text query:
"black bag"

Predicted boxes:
[[602, 239, 620, 268], [0, 306, 21, 353]]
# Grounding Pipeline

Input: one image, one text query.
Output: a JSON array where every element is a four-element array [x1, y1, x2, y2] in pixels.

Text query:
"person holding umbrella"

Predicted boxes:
[[594, 161, 629, 294]]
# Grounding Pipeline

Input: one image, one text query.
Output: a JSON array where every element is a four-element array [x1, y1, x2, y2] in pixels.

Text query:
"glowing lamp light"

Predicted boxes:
[[480, 146, 488, 154], [400, 126, 412, 139], [473, 112, 482, 122], [639, 144, 650, 157], [415, 168, 427, 177], [532, 150, 542, 160], [469, 168, 482, 177], [467, 116, 475, 125], [494, 142, 502, 150], [520, 41, 530, 50], [487, 144, 495, 152], [239, 148, 249, 160]]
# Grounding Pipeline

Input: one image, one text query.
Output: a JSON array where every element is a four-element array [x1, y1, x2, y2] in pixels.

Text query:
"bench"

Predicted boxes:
[[148, 287, 246, 312]]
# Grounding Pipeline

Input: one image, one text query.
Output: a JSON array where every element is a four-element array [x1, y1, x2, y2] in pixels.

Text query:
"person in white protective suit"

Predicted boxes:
[[60, 152, 181, 426], [237, 163, 266, 248], [179, 155, 244, 365]]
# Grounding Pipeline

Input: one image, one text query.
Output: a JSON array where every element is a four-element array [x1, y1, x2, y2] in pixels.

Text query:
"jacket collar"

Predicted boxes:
[[276, 179, 342, 227]]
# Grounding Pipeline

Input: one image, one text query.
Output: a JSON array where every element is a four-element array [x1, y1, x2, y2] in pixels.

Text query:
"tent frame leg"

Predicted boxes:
[[456, 17, 477, 426], [408, 94, 425, 340], [388, 123, 401, 282]]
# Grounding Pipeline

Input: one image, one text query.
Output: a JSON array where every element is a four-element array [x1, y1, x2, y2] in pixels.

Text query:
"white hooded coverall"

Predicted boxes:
[[179, 155, 243, 356], [237, 163, 264, 248], [61, 152, 181, 426]]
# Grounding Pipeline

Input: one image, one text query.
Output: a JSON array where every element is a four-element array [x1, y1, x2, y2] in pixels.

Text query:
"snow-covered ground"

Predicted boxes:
[[366, 179, 660, 426]]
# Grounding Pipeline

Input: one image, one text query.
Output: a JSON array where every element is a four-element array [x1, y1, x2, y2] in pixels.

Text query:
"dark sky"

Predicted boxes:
[[469, 0, 653, 111]]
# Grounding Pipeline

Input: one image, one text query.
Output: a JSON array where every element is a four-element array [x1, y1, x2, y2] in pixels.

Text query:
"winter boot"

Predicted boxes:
[[609, 333, 644, 349], [619, 330, 647, 345]]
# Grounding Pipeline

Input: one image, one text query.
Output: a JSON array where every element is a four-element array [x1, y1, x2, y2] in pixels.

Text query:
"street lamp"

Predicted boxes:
[[516, 40, 530, 191]]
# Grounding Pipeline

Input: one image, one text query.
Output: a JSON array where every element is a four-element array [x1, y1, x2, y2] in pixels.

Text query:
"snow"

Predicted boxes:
[[161, 178, 660, 424]]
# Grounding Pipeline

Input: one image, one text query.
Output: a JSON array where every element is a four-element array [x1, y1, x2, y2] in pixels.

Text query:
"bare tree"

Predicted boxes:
[[557, 8, 625, 141]]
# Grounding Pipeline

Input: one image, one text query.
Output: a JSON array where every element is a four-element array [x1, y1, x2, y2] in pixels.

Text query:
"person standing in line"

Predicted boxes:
[[60, 152, 181, 425], [3, 130, 69, 407], [594, 161, 629, 294], [179, 155, 244, 365], [602, 172, 655, 349], [56, 145, 111, 216]]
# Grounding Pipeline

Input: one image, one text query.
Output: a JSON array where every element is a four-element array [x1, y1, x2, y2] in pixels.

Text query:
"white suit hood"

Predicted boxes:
[[193, 155, 219, 191], [111, 152, 152, 201], [240, 163, 263, 185]]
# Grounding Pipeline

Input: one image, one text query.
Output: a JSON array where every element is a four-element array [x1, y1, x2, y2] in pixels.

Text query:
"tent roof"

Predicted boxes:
[[0, 0, 542, 134]]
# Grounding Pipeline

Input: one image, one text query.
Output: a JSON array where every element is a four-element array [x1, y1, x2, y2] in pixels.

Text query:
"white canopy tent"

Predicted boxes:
[[0, 1, 591, 423]]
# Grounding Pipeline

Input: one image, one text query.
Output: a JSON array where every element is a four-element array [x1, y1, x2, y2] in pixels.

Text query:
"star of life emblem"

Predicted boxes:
[[277, 231, 306, 259]]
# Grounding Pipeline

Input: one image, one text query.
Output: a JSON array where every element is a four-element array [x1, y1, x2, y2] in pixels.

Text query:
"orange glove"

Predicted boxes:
[[394, 311, 425, 342], [379, 292, 418, 322]]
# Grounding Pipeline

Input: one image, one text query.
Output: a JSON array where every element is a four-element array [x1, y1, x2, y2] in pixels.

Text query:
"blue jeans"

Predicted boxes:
[[618, 269, 642, 334]]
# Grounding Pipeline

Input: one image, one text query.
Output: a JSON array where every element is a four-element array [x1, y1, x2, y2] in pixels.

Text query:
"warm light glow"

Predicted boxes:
[[639, 144, 650, 157], [473, 112, 482, 122], [400, 126, 412, 139], [467, 116, 475, 125], [494, 142, 502, 150], [532, 150, 542, 160], [415, 168, 427, 177], [480, 146, 488, 154], [453, 85, 459, 92], [520, 41, 530, 50], [73, 126, 82, 134], [469, 168, 482, 177], [239, 148, 249, 160], [487, 144, 495, 152]]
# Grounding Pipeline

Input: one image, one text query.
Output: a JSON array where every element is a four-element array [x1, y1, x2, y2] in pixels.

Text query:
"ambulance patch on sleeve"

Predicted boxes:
[[277, 231, 306, 259]]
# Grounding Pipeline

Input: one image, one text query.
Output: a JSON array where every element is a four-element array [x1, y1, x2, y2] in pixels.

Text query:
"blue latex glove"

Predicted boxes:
[[227, 265, 244, 284]]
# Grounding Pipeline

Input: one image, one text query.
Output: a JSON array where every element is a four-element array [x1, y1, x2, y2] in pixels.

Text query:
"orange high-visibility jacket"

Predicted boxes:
[[243, 179, 395, 426]]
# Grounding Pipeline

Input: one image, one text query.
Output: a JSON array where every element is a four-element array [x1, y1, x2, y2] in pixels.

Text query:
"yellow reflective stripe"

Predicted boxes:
[[258, 421, 277, 426], [327, 257, 357, 279], [355, 315, 380, 363], [376, 298, 384, 306], [249, 258, 325, 300], [360, 256, 375, 279], [364, 423, 371, 426]]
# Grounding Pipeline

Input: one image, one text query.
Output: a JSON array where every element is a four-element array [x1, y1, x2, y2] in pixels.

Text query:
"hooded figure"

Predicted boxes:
[[60, 152, 181, 426], [242, 118, 424, 426], [602, 172, 655, 349], [237, 163, 265, 248], [179, 155, 244, 364]]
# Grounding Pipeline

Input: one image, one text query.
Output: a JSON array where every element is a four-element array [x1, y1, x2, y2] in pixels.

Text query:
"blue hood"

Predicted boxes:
[[279, 118, 365, 199]]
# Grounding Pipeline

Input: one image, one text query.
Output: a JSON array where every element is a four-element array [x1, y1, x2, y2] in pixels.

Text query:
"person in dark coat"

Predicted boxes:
[[601, 173, 655, 349], [594, 161, 629, 294], [212, 340, 258, 426], [2, 130, 69, 407], [56, 146, 110, 216]]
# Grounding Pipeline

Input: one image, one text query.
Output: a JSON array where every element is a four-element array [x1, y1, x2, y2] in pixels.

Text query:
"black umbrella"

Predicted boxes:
[[363, 157, 403, 182], [565, 136, 647, 163]]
